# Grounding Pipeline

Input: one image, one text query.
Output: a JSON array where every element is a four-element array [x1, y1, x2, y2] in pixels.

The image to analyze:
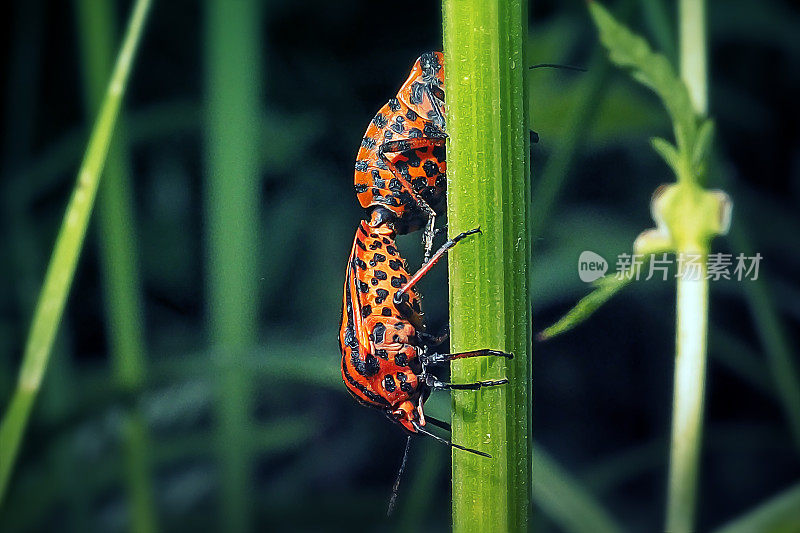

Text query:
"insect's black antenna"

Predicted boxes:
[[412, 421, 491, 458], [529, 63, 587, 72], [387, 436, 412, 517], [425, 415, 452, 432]]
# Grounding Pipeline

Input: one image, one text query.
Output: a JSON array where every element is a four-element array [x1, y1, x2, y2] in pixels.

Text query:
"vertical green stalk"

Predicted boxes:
[[204, 1, 262, 530], [75, 0, 157, 531], [667, 251, 709, 532], [0, 0, 151, 505], [443, 1, 532, 532], [667, 1, 708, 530], [678, 0, 707, 115]]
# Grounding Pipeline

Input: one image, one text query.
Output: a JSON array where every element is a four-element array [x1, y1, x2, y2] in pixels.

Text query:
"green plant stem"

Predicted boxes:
[[204, 0, 263, 530], [679, 0, 707, 115], [74, 0, 157, 531], [443, 1, 532, 531], [667, 2, 709, 530], [667, 255, 708, 532], [0, 0, 151, 506]]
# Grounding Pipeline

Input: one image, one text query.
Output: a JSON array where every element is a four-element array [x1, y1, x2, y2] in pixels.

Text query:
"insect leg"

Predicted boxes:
[[394, 227, 481, 304], [423, 374, 509, 391], [417, 326, 449, 347], [411, 421, 490, 458], [423, 348, 513, 365], [378, 138, 445, 261]]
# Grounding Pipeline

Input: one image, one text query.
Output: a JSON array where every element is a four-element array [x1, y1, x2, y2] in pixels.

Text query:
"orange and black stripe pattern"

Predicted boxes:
[[353, 52, 448, 239], [339, 52, 512, 444], [339, 220, 424, 416]]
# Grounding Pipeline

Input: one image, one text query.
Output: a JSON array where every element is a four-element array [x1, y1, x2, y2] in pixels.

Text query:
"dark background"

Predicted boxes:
[[1, 0, 798, 531]]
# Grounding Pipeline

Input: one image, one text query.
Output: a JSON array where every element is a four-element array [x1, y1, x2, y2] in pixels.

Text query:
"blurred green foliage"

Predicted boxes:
[[0, 0, 798, 531]]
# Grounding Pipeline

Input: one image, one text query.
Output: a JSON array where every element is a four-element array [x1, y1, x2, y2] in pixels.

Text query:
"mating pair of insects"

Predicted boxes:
[[338, 52, 513, 512]]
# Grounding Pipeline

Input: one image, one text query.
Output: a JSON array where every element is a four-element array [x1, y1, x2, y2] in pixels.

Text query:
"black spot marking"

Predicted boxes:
[[384, 130, 393, 140], [375, 288, 389, 304], [351, 351, 380, 377], [432, 144, 446, 161], [375, 159, 388, 170], [369, 253, 386, 267], [412, 177, 426, 192], [354, 183, 368, 193], [391, 274, 408, 288], [376, 349, 389, 359], [410, 82, 425, 105], [373, 113, 388, 128], [388, 178, 403, 192], [383, 375, 396, 392], [391, 119, 405, 134], [397, 190, 415, 208], [354, 257, 367, 270], [388, 98, 401, 111], [371, 322, 386, 344], [361, 304, 372, 318], [406, 152, 421, 168], [374, 178, 385, 189], [408, 127, 423, 138], [394, 161, 410, 178], [355, 160, 368, 172], [361, 137, 376, 149], [423, 160, 439, 178], [406, 109, 418, 121], [389, 259, 403, 271], [355, 239, 367, 251], [381, 307, 393, 317], [370, 278, 378, 286], [397, 372, 412, 393], [374, 270, 387, 280], [358, 280, 369, 293], [382, 238, 392, 244], [368, 240, 382, 250], [395, 353, 408, 367], [386, 245, 398, 256], [424, 122, 446, 138]]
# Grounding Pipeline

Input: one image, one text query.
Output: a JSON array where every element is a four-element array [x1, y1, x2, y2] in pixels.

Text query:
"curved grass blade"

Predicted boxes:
[[0, 0, 152, 505]]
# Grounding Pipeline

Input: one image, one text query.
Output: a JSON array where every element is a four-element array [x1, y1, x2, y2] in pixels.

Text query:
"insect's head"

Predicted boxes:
[[389, 399, 423, 433], [397, 51, 446, 130]]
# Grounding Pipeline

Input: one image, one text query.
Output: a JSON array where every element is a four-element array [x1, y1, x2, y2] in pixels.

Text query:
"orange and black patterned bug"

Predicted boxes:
[[354, 52, 448, 261], [338, 219, 512, 512]]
